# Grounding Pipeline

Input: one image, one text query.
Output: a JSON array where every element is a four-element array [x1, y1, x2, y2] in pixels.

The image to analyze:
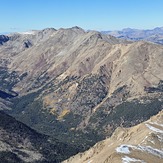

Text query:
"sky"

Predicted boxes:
[[0, 0, 163, 33]]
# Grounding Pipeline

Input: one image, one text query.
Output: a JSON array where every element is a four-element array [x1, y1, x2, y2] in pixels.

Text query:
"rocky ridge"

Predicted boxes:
[[63, 110, 163, 163]]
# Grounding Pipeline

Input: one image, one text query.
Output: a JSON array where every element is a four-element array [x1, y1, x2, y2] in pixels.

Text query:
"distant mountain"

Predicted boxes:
[[63, 110, 163, 163], [0, 35, 9, 45], [0, 111, 77, 163], [0, 26, 163, 161], [102, 27, 163, 44]]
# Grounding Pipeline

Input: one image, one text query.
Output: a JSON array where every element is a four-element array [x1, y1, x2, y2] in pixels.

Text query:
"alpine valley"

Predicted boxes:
[[0, 26, 163, 163]]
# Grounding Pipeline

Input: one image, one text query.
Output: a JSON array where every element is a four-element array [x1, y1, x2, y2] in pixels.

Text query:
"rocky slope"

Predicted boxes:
[[102, 27, 163, 44], [63, 110, 163, 163], [0, 26, 163, 154], [0, 111, 77, 163]]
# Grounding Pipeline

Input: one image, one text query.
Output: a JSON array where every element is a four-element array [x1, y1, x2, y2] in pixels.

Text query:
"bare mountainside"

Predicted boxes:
[[0, 26, 163, 153], [63, 110, 163, 163]]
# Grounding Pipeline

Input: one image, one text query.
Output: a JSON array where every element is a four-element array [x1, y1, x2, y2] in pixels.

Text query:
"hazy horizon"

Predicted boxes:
[[1, 0, 163, 33], [1, 26, 163, 35]]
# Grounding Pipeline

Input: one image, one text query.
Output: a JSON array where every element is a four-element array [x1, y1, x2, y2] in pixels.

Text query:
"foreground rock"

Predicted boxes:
[[63, 110, 163, 163]]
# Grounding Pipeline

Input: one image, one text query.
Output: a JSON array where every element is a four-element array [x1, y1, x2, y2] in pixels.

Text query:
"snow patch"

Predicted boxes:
[[157, 135, 163, 142], [122, 156, 146, 163], [116, 145, 131, 154], [145, 124, 163, 134], [18, 31, 36, 35], [141, 135, 148, 144], [149, 122, 163, 127], [130, 145, 163, 158], [117, 144, 163, 158], [148, 139, 155, 144], [87, 160, 93, 163], [137, 145, 163, 158]]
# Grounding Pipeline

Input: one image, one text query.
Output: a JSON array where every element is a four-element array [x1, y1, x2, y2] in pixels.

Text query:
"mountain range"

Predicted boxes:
[[0, 26, 163, 162], [102, 27, 163, 44]]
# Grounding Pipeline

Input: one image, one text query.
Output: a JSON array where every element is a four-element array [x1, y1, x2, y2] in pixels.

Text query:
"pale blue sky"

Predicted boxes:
[[0, 0, 163, 33]]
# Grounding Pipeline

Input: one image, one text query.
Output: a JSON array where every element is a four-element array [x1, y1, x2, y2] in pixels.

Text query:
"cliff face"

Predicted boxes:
[[0, 27, 163, 153]]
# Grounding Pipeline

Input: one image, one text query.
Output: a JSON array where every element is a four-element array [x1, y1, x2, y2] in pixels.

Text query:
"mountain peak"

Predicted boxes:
[[41, 27, 57, 32], [71, 26, 83, 30], [58, 26, 85, 34]]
